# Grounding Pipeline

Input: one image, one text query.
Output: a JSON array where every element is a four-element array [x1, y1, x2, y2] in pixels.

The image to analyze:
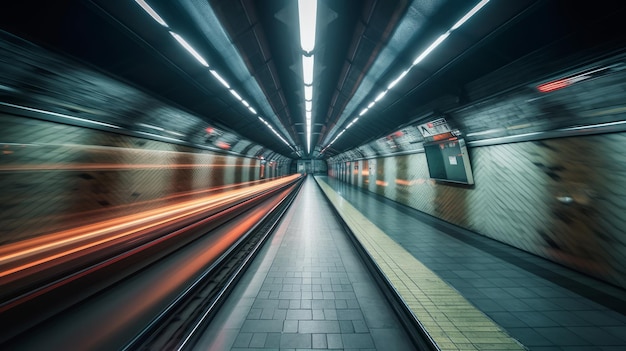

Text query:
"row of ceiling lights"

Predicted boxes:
[[298, 0, 317, 156], [320, 0, 491, 155], [134, 0, 294, 152]]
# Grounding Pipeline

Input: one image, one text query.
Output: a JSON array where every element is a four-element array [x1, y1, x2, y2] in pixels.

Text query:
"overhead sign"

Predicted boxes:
[[417, 118, 451, 137]]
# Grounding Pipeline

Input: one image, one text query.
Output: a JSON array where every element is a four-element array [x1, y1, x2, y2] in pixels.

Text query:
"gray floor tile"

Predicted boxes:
[[327, 333, 343, 349], [232, 332, 252, 348], [286, 309, 313, 320], [535, 327, 592, 346], [280, 333, 311, 348], [240, 319, 284, 333], [249, 333, 267, 348], [342, 333, 375, 348], [568, 326, 626, 346], [321, 176, 626, 351], [312, 333, 327, 349], [299, 320, 341, 333]]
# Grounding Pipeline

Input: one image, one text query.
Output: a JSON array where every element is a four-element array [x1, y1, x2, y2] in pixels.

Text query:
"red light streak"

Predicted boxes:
[[0, 174, 300, 279], [537, 79, 571, 93]]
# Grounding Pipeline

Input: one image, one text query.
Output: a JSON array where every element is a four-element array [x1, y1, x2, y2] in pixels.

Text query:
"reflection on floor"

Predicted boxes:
[[197, 176, 414, 350], [320, 175, 626, 351]]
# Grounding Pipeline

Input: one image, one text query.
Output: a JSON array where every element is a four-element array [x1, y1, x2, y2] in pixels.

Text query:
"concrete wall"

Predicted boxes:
[[328, 133, 626, 289]]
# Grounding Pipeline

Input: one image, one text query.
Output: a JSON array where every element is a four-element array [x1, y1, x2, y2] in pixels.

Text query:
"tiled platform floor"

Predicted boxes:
[[317, 176, 626, 351], [196, 176, 414, 350]]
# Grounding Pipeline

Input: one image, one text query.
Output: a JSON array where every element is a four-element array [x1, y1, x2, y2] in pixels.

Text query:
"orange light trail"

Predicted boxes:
[[0, 163, 257, 172], [0, 174, 300, 279]]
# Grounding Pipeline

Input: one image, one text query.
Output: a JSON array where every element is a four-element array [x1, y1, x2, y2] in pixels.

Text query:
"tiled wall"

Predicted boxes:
[[329, 133, 626, 289], [0, 115, 291, 245]]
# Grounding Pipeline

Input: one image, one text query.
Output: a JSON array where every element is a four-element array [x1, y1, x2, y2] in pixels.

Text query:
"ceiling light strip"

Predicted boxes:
[[135, 0, 168, 27], [136, 1, 292, 151], [258, 117, 294, 150], [209, 70, 230, 89], [298, 0, 318, 156], [298, 0, 317, 54], [169, 32, 209, 67], [322, 0, 491, 154]]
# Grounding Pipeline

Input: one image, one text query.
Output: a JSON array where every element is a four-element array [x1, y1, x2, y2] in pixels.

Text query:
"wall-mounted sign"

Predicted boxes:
[[417, 118, 451, 137]]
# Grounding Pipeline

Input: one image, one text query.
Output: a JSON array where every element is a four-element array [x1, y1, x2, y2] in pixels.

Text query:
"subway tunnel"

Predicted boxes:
[[1, 0, 626, 350]]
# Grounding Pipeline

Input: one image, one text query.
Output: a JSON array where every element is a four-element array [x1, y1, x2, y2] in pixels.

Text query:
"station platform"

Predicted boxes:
[[197, 175, 415, 350], [198, 175, 626, 350]]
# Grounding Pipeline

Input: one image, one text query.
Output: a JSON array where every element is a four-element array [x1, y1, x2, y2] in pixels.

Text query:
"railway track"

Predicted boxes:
[[0, 175, 303, 350]]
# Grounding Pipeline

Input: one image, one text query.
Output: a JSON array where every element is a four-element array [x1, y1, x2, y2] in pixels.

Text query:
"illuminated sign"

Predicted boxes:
[[418, 118, 451, 137]]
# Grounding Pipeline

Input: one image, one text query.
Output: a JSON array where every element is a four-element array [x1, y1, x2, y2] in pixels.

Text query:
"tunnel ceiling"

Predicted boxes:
[[1, 0, 626, 159]]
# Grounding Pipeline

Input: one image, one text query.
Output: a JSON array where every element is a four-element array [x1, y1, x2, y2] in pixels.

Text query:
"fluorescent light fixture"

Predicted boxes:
[[306, 110, 312, 119], [166, 130, 184, 136], [304, 85, 313, 100], [229, 89, 242, 101], [305, 100, 312, 111], [374, 90, 388, 102], [0, 101, 121, 129], [258, 116, 292, 148], [298, 0, 318, 53], [209, 70, 230, 89], [302, 54, 314, 85], [247, 106, 257, 114], [325, 1, 495, 154], [170, 32, 209, 67], [388, 69, 410, 90], [137, 122, 164, 131], [241, 100, 250, 107], [451, 0, 490, 31], [135, 0, 168, 27], [413, 32, 450, 66]]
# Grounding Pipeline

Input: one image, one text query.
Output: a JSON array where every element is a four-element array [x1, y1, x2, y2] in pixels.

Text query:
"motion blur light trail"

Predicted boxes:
[[0, 174, 300, 281]]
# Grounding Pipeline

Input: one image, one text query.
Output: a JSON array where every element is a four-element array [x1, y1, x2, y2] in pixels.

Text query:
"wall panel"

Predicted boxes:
[[329, 133, 626, 288]]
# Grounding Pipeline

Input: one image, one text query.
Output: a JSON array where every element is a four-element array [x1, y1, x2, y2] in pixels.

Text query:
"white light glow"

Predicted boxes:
[[170, 32, 209, 67], [209, 70, 230, 89], [306, 110, 312, 119], [307, 127, 311, 154], [319, 1, 495, 158], [136, 123, 164, 131], [451, 0, 490, 31], [298, 0, 318, 53], [166, 130, 184, 136], [305, 100, 312, 111], [374, 90, 388, 102], [248, 106, 257, 114], [258, 117, 291, 148], [387, 69, 410, 90], [229, 89, 242, 101], [241, 100, 250, 107], [413, 32, 450, 66], [135, 0, 168, 27], [304, 85, 313, 100], [302, 54, 314, 85], [0, 101, 120, 130]]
